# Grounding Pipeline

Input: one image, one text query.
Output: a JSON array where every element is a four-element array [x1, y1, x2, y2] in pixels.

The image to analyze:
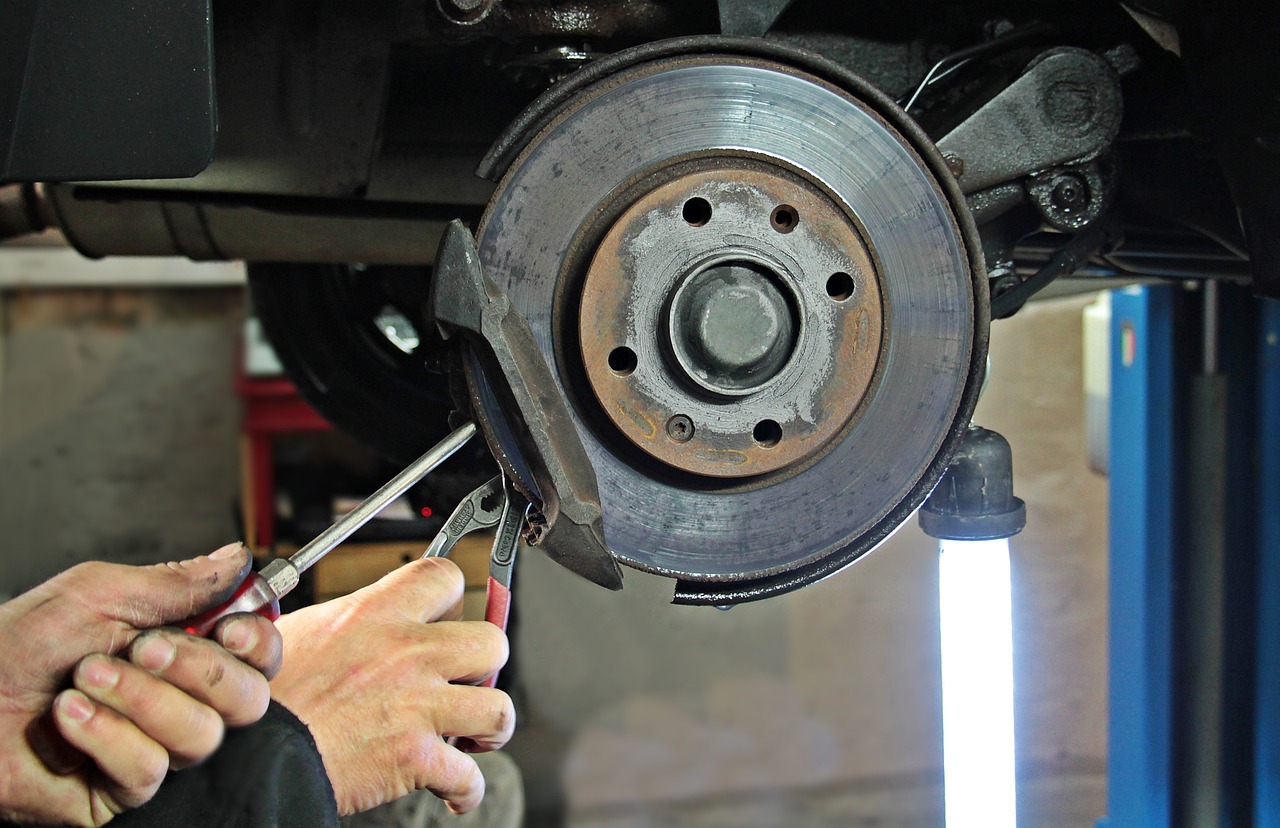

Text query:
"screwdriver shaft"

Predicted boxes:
[[263, 422, 478, 596]]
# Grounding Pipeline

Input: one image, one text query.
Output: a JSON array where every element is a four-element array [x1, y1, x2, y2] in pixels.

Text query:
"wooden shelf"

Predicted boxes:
[[273, 531, 493, 604]]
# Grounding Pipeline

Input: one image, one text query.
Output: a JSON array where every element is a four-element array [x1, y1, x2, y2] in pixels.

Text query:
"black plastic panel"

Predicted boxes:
[[0, 0, 214, 182]]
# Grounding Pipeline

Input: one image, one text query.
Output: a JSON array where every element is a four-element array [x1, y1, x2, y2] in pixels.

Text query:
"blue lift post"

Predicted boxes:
[[1100, 284, 1177, 828], [1257, 298, 1280, 825], [1102, 287, 1280, 826]]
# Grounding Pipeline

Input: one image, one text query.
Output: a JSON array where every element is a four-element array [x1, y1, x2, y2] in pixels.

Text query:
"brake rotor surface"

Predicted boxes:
[[474, 44, 985, 590]]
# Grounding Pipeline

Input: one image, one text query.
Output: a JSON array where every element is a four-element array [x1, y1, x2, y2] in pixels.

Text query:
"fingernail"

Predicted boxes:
[[80, 658, 119, 691], [59, 692, 94, 723], [220, 617, 257, 654], [135, 635, 177, 671], [209, 541, 247, 560]]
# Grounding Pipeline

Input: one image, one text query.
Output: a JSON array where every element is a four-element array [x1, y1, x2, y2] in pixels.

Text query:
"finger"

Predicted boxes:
[[213, 613, 284, 680], [71, 543, 253, 630], [438, 685, 515, 753], [52, 689, 170, 811], [128, 629, 271, 727], [369, 558, 466, 623], [418, 741, 486, 815], [73, 655, 224, 769], [429, 620, 509, 684]]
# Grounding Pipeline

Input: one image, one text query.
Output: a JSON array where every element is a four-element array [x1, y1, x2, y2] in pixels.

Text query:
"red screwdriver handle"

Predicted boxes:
[[182, 573, 282, 637]]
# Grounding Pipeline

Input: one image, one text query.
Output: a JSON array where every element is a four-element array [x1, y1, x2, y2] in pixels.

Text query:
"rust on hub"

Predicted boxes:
[[579, 161, 884, 478]]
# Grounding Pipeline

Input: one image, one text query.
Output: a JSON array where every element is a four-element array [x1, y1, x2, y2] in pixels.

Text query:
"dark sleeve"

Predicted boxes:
[[111, 701, 339, 828]]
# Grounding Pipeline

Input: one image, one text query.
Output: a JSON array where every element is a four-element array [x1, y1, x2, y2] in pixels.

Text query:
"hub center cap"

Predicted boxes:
[[668, 260, 798, 396]]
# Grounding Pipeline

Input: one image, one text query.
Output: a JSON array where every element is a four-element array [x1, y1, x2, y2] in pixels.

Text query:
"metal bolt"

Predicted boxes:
[[667, 415, 695, 443], [1050, 175, 1088, 211], [436, 0, 497, 23], [943, 153, 965, 178], [990, 274, 1021, 299]]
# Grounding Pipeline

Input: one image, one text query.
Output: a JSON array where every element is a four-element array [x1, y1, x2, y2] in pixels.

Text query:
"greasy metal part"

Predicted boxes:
[[936, 47, 1123, 195], [990, 222, 1114, 319], [38, 184, 452, 264], [579, 163, 881, 478], [965, 182, 1026, 226], [898, 21, 1056, 114], [1026, 159, 1113, 232], [432, 220, 625, 590], [1014, 228, 1251, 282], [475, 42, 987, 599], [436, 0, 500, 24], [499, 44, 603, 87], [421, 0, 696, 44], [716, 0, 798, 37]]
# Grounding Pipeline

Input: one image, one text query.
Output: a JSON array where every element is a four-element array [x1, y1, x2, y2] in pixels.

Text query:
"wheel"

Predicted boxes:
[[247, 262, 455, 462], [471, 38, 988, 603]]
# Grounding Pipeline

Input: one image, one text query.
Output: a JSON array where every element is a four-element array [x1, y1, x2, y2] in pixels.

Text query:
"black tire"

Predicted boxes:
[[247, 262, 455, 463]]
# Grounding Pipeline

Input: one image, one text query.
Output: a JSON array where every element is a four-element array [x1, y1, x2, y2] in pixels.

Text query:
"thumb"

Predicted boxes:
[[95, 542, 254, 628]]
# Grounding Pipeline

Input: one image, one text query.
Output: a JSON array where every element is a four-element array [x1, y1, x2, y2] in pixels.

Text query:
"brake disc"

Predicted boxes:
[[472, 38, 987, 604]]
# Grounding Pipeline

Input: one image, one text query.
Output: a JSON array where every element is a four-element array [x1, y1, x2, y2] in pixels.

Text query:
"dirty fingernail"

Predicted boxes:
[[80, 657, 120, 691], [220, 617, 257, 654], [59, 691, 95, 724], [209, 542, 246, 560], [135, 635, 177, 671]]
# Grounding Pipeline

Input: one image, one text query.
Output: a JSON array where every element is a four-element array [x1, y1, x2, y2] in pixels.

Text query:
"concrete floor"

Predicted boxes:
[[0, 283, 1109, 825]]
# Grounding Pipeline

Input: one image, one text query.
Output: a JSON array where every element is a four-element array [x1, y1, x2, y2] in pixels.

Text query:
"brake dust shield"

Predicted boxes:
[[471, 41, 987, 604]]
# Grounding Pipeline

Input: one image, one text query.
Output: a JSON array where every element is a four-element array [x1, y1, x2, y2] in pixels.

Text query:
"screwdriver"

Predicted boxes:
[[182, 422, 478, 636]]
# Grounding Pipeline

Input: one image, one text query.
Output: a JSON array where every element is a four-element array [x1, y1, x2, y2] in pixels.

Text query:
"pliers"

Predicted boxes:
[[423, 475, 531, 688]]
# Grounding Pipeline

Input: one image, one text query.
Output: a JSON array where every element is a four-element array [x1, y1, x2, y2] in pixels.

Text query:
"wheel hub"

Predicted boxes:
[[579, 163, 882, 477], [471, 41, 986, 597]]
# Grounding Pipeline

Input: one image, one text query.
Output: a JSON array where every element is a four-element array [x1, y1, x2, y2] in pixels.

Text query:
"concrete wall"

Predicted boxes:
[[0, 288, 245, 596]]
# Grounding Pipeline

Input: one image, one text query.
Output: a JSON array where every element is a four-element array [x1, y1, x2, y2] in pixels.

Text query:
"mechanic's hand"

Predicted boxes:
[[0, 543, 283, 827], [270, 557, 513, 816]]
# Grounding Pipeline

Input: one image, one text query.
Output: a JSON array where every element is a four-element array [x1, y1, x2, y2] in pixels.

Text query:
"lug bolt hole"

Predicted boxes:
[[826, 272, 855, 301], [753, 419, 782, 447], [770, 205, 799, 234], [608, 347, 638, 377], [683, 198, 713, 227], [666, 415, 694, 443]]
